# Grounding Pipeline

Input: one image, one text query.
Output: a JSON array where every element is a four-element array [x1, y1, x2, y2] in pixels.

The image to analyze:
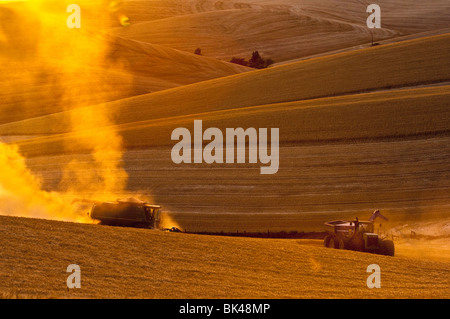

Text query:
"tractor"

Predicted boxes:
[[323, 210, 394, 256]]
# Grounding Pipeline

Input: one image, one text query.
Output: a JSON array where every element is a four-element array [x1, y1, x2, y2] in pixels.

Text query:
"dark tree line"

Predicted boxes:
[[230, 51, 274, 69]]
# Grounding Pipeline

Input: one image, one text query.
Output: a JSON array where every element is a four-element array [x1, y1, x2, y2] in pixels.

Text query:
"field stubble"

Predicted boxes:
[[0, 215, 448, 299]]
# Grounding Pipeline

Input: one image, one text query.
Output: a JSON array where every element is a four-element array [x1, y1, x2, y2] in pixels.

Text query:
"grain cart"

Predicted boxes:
[[88, 198, 161, 229], [323, 210, 394, 256]]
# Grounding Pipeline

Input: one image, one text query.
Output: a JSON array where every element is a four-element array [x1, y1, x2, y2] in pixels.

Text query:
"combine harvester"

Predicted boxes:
[[73, 197, 183, 231], [89, 198, 162, 229], [324, 210, 395, 256]]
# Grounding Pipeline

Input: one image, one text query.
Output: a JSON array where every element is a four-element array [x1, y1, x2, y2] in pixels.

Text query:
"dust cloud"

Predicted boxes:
[[0, 143, 90, 222], [0, 1, 135, 222], [159, 212, 183, 231], [391, 218, 450, 262]]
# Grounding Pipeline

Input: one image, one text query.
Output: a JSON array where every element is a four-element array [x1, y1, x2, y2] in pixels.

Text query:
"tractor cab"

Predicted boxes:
[[355, 220, 374, 234]]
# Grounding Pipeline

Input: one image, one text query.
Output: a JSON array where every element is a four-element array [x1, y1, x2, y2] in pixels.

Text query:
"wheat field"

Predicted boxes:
[[1, 0, 449, 299], [1, 215, 449, 299]]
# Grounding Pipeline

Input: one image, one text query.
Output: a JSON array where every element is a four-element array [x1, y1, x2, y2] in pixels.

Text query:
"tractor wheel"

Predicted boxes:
[[323, 235, 331, 247], [328, 237, 337, 249], [337, 238, 345, 249], [382, 240, 395, 256]]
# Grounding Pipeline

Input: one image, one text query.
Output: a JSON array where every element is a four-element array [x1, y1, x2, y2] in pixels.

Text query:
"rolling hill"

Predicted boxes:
[[0, 215, 448, 298], [1, 32, 449, 138], [0, 1, 250, 125], [0, 0, 449, 300], [1, 33, 448, 234], [112, 0, 450, 62]]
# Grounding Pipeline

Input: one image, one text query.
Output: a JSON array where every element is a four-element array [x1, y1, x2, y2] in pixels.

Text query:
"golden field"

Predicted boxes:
[[1, 215, 449, 299], [0, 0, 449, 298]]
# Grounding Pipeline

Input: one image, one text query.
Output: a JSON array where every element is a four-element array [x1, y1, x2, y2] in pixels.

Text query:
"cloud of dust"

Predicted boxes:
[[0, 143, 91, 222], [0, 1, 135, 222], [389, 218, 450, 262], [159, 211, 182, 231]]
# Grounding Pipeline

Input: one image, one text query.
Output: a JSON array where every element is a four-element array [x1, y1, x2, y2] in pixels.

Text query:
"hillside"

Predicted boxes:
[[2, 33, 449, 137], [112, 0, 450, 62], [0, 34, 249, 125], [0, 1, 250, 125], [0, 0, 449, 301], [104, 35, 251, 92], [0, 215, 448, 298], [1, 33, 448, 234]]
